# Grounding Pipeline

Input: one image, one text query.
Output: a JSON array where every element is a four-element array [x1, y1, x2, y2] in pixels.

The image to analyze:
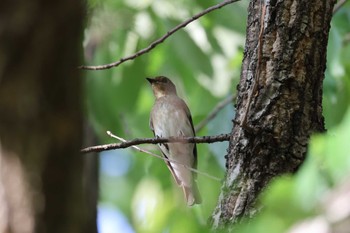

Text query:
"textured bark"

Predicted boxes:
[[211, 0, 336, 230], [0, 0, 95, 233]]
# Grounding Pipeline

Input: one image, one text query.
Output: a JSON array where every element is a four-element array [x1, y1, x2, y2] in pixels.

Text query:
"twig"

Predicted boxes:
[[333, 0, 348, 14], [195, 94, 236, 132], [79, 0, 241, 70], [107, 132, 221, 181], [81, 133, 230, 153]]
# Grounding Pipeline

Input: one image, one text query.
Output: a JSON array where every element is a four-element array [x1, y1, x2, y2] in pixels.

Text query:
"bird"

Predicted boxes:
[[147, 76, 201, 206]]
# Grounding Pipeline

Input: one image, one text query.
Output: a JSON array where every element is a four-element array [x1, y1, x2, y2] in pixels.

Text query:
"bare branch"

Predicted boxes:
[[81, 133, 230, 153], [195, 94, 236, 132], [79, 0, 241, 70], [107, 132, 221, 181], [333, 0, 348, 14]]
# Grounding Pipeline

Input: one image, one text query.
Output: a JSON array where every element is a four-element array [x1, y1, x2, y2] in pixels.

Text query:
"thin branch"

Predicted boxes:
[[333, 0, 348, 14], [81, 133, 230, 153], [79, 0, 241, 70], [195, 94, 236, 132], [107, 132, 221, 181]]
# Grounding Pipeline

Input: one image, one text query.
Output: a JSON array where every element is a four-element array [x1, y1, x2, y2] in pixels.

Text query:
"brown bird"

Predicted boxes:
[[147, 76, 201, 206]]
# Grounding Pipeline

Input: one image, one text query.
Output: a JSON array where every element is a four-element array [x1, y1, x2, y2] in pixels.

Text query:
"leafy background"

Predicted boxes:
[[82, 0, 350, 232]]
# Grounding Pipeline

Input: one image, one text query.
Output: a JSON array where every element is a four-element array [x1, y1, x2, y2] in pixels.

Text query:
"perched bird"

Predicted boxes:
[[147, 76, 201, 206]]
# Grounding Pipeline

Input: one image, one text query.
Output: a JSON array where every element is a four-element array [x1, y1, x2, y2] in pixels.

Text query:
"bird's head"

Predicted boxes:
[[146, 76, 177, 98]]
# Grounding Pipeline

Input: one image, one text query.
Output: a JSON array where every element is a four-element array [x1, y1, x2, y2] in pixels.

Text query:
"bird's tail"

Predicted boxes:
[[183, 182, 202, 206]]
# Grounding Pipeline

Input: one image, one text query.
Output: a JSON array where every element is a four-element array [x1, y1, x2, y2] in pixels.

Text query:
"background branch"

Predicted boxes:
[[79, 0, 241, 70], [333, 0, 348, 14], [195, 94, 236, 132], [81, 133, 230, 153], [107, 132, 221, 181]]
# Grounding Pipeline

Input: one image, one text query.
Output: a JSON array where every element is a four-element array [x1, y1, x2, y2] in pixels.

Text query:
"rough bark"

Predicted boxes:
[[211, 0, 336, 230], [0, 0, 95, 232]]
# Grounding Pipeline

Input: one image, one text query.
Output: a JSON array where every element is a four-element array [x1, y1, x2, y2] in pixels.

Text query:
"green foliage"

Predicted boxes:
[[83, 0, 350, 232], [323, 4, 350, 128]]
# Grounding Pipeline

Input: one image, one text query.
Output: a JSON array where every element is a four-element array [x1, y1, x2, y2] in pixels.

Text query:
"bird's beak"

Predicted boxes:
[[146, 77, 155, 84]]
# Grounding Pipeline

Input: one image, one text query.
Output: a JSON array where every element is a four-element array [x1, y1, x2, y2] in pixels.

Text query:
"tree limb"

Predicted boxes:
[[210, 0, 334, 229], [81, 133, 230, 153], [79, 0, 241, 70], [107, 132, 222, 181]]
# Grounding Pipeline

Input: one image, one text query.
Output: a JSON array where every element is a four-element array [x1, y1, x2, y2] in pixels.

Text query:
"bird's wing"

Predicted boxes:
[[157, 135, 182, 186], [160, 150, 182, 186], [185, 105, 198, 178], [149, 116, 154, 134]]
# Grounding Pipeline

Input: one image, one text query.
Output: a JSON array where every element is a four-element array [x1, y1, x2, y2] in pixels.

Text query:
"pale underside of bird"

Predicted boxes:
[[148, 77, 201, 206]]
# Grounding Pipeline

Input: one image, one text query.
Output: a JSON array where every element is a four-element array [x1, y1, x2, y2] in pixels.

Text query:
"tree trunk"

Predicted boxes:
[[0, 1, 95, 233], [211, 0, 336, 230]]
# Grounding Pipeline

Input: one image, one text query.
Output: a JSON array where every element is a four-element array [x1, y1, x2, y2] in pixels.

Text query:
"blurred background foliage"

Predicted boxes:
[[82, 0, 350, 232]]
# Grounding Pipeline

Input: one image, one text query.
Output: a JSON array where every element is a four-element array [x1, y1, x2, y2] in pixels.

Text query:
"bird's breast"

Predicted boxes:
[[151, 99, 193, 138]]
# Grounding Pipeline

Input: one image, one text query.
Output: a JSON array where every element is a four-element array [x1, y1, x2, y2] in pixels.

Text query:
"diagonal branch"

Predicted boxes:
[[195, 94, 236, 132], [81, 133, 230, 153], [333, 0, 348, 14], [79, 0, 241, 70], [107, 132, 221, 181]]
